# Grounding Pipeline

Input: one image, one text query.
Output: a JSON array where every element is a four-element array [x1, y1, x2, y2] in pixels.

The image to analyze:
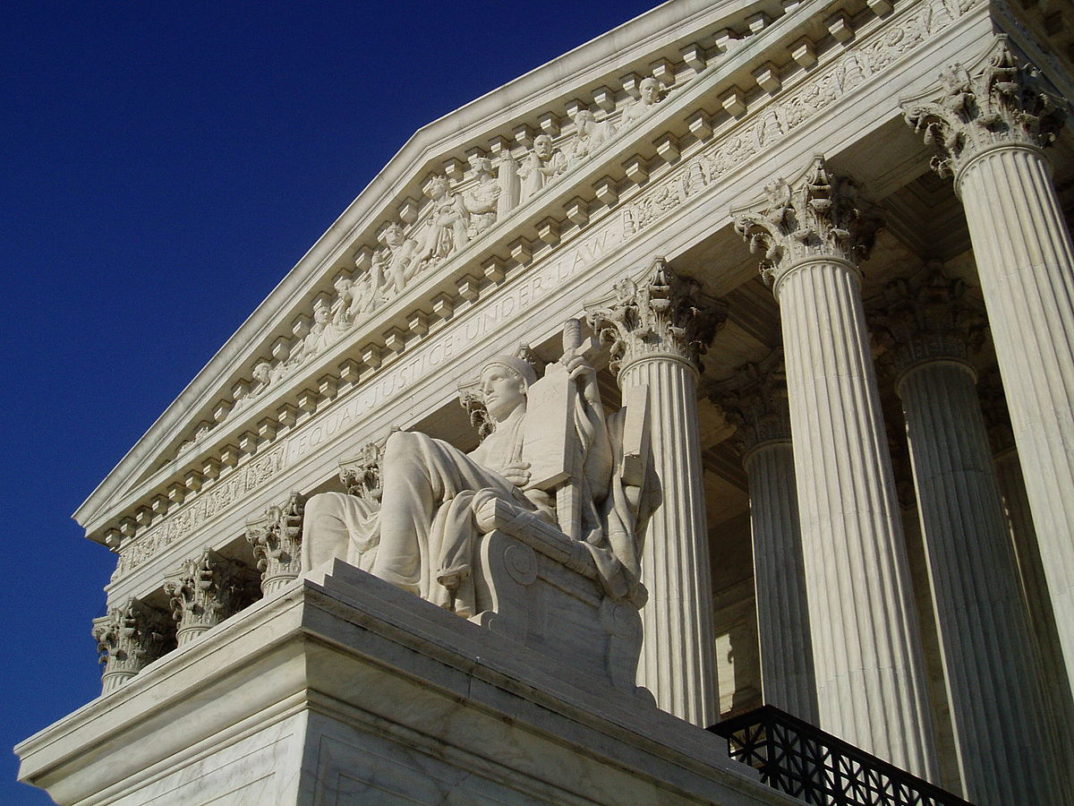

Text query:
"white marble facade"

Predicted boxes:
[[17, 0, 1074, 803]]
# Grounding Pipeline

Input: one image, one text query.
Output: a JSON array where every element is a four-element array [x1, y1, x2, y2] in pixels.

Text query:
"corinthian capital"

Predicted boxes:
[[585, 258, 725, 374], [733, 156, 882, 287], [246, 491, 306, 595], [902, 36, 1066, 180], [874, 262, 985, 377], [92, 597, 173, 693], [710, 352, 791, 457], [164, 549, 259, 645]]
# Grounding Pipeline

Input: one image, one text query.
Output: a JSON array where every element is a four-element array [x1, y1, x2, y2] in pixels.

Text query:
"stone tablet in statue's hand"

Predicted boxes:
[[501, 461, 531, 487]]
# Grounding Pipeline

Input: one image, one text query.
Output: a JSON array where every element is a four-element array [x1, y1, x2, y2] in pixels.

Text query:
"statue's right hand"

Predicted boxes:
[[502, 461, 531, 487]]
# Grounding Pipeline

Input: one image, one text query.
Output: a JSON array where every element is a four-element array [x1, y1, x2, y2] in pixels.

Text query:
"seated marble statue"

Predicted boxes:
[[301, 332, 652, 616]]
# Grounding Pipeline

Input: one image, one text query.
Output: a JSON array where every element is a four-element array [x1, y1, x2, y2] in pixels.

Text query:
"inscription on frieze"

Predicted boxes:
[[113, 445, 286, 579]]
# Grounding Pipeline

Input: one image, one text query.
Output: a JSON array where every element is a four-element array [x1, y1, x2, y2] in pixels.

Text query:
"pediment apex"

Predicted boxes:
[[75, 0, 894, 540]]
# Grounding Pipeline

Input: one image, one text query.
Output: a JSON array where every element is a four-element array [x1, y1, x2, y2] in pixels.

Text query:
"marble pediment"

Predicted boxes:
[[78, 0, 991, 565]]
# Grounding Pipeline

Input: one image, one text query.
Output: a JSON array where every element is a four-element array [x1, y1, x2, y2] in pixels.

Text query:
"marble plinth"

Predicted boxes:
[[17, 561, 794, 806]]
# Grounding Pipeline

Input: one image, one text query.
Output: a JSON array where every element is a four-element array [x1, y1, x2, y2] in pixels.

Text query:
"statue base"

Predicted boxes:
[[17, 562, 787, 805]]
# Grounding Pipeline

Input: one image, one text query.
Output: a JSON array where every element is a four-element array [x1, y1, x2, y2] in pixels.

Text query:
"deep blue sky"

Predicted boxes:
[[3, 1, 664, 801]]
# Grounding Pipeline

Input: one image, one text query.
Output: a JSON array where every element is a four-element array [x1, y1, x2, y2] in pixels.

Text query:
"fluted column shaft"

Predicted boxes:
[[620, 355, 716, 725], [587, 258, 722, 726], [777, 259, 936, 776], [958, 148, 1074, 683], [904, 36, 1074, 696], [742, 440, 818, 722], [896, 357, 1055, 803]]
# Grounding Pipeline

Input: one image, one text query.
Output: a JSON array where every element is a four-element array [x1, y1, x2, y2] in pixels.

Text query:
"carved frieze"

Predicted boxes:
[[113, 444, 286, 581], [903, 35, 1066, 182]]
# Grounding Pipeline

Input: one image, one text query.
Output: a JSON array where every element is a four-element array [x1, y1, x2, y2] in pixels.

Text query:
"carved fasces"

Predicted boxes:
[[902, 36, 1066, 180], [712, 351, 791, 455], [873, 261, 985, 376], [92, 598, 173, 693], [246, 491, 307, 594], [163, 549, 260, 646], [733, 155, 883, 287], [585, 257, 725, 373]]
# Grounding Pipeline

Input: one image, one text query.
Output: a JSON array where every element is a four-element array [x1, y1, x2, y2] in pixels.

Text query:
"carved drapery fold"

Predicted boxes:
[[163, 549, 260, 646], [246, 491, 307, 595], [92, 598, 173, 694], [585, 257, 725, 374], [733, 156, 882, 289], [902, 36, 1066, 184]]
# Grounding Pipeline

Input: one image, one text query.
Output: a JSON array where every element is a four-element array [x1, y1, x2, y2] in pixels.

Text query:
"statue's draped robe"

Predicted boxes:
[[301, 382, 652, 613]]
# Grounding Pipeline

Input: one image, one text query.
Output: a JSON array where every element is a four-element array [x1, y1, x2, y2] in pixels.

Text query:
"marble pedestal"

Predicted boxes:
[[16, 561, 794, 806]]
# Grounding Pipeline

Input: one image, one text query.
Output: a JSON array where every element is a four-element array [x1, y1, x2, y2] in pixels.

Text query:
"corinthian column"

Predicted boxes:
[[734, 157, 937, 778], [903, 36, 1074, 689], [92, 598, 173, 693], [586, 259, 723, 727], [716, 354, 818, 723], [164, 549, 260, 646], [877, 266, 1057, 803]]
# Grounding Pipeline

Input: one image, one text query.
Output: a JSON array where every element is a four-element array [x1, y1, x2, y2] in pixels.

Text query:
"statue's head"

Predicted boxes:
[[252, 360, 273, 384], [383, 222, 405, 245], [639, 77, 661, 104], [572, 109, 595, 132], [533, 134, 554, 159], [469, 155, 493, 175], [480, 355, 535, 421], [425, 175, 450, 199]]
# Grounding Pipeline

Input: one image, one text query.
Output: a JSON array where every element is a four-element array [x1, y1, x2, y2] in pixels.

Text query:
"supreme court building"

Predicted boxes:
[[16, 0, 1074, 803]]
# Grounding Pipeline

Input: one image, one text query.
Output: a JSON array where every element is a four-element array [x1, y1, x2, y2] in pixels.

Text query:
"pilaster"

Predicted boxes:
[[734, 156, 937, 778], [586, 258, 724, 727]]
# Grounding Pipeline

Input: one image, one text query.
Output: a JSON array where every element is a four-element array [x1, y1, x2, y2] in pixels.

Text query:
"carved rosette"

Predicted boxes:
[[712, 353, 791, 457], [246, 491, 307, 594], [902, 36, 1066, 182], [338, 440, 386, 503], [92, 597, 173, 693], [874, 263, 985, 382], [585, 258, 725, 375], [734, 156, 882, 289], [163, 549, 260, 646]]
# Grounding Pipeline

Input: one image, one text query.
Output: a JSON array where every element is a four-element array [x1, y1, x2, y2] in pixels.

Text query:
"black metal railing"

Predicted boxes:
[[708, 706, 972, 806]]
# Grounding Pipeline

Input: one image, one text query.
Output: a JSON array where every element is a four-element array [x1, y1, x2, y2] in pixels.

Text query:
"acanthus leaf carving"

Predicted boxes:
[[338, 440, 387, 504], [246, 490, 307, 594], [902, 35, 1067, 180], [91, 597, 174, 693], [733, 155, 883, 286], [585, 258, 725, 374], [710, 351, 791, 455], [162, 549, 260, 646]]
